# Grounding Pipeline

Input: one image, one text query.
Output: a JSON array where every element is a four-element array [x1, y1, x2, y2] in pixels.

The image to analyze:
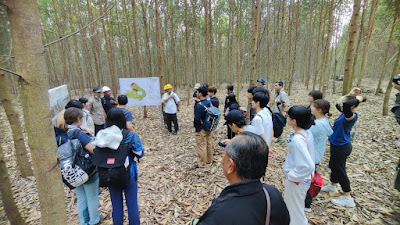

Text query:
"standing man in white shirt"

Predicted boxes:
[[251, 91, 273, 147], [162, 84, 180, 135]]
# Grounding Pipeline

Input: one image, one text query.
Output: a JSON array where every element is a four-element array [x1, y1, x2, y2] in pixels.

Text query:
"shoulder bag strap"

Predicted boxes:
[[263, 187, 271, 225], [296, 132, 314, 181]]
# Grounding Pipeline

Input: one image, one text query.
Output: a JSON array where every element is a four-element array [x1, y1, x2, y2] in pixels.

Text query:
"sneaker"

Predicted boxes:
[[173, 131, 177, 135], [194, 164, 200, 169], [331, 195, 356, 208], [304, 207, 312, 213], [321, 183, 339, 193]]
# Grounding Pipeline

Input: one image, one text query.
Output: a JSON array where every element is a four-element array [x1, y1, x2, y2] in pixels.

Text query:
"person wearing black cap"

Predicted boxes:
[[88, 87, 106, 135], [222, 110, 260, 145]]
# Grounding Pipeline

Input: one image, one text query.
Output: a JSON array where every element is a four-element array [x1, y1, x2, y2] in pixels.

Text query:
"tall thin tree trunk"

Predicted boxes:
[[141, 0, 153, 76], [208, 0, 213, 83], [99, 0, 117, 97], [250, 0, 261, 87], [375, 18, 397, 95], [132, 0, 143, 76], [185, 0, 191, 88], [342, 0, 361, 95], [321, 0, 335, 95], [86, 0, 101, 86], [0, 144, 27, 225], [191, 0, 198, 84], [312, 0, 325, 90], [357, 0, 378, 87], [351, 0, 368, 82], [383, 44, 400, 115], [236, 0, 242, 99], [277, 0, 286, 82], [0, 18, 33, 178], [155, 0, 164, 91], [122, 0, 135, 77], [6, 0, 68, 223]]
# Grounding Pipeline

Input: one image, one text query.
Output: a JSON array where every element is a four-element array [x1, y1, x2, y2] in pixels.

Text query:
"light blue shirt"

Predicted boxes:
[[309, 117, 333, 164]]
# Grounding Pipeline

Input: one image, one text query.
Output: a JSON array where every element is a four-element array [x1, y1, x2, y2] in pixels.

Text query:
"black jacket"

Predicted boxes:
[[392, 93, 400, 125], [198, 180, 290, 225]]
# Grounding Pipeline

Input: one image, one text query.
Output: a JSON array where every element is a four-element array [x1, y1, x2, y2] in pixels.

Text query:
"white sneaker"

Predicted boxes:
[[321, 183, 339, 193], [331, 195, 356, 208], [304, 207, 312, 213]]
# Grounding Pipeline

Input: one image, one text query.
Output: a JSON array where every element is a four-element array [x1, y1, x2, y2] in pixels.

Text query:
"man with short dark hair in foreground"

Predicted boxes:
[[194, 133, 290, 225]]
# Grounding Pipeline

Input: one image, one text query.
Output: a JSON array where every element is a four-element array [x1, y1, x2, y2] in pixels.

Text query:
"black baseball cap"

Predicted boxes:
[[225, 110, 245, 126], [93, 87, 101, 93]]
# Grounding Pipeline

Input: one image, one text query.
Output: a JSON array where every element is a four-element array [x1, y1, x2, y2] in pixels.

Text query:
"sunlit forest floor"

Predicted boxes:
[[1, 79, 400, 224]]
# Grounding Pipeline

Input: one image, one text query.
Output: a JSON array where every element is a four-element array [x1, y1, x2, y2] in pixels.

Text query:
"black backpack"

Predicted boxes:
[[266, 107, 286, 138], [92, 130, 133, 189], [55, 128, 97, 189]]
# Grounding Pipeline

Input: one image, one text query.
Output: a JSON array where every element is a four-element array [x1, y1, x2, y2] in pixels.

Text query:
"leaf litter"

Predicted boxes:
[[0, 79, 399, 224]]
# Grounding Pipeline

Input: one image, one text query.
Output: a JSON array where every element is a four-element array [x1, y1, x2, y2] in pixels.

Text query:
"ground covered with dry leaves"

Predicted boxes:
[[1, 80, 400, 225]]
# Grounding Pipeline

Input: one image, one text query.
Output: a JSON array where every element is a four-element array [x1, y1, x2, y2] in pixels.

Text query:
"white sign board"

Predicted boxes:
[[48, 85, 70, 118], [119, 77, 161, 106]]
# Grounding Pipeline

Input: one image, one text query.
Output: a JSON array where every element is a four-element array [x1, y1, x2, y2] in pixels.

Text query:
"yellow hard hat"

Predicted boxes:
[[164, 84, 172, 90]]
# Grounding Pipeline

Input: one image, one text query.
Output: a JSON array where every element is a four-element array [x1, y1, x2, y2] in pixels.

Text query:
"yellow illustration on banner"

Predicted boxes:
[[126, 82, 146, 100]]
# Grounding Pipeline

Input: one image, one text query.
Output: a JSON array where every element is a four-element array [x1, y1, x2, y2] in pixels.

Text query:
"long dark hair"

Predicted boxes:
[[227, 93, 239, 108], [287, 105, 315, 129], [106, 108, 126, 129]]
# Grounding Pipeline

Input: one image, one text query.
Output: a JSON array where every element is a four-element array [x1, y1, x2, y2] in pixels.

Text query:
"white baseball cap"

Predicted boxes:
[[102, 86, 111, 92]]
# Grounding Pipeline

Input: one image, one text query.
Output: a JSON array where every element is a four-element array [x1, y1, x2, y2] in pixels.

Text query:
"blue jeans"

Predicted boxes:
[[109, 177, 140, 225], [74, 173, 100, 225]]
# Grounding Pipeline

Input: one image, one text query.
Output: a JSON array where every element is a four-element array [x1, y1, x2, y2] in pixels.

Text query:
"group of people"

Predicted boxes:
[[53, 79, 373, 225], [182, 79, 367, 225], [53, 86, 141, 225]]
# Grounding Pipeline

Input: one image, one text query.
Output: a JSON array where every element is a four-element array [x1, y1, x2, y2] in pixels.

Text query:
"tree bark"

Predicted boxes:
[[86, 0, 101, 86], [375, 17, 397, 95], [155, 0, 164, 91], [382, 44, 400, 115], [351, 0, 368, 83], [357, 0, 378, 87], [6, 0, 68, 223], [99, 0, 117, 97], [0, 143, 27, 225], [132, 0, 143, 76], [312, 0, 325, 90], [237, 0, 242, 100], [185, 0, 191, 88], [250, 0, 261, 87], [140, 0, 153, 77], [121, 0, 135, 77], [342, 0, 361, 95], [0, 14, 33, 178], [191, 0, 198, 84], [321, 0, 335, 95]]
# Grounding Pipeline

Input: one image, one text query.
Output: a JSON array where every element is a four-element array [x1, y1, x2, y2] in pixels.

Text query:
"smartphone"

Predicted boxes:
[[218, 141, 227, 147], [393, 76, 400, 85]]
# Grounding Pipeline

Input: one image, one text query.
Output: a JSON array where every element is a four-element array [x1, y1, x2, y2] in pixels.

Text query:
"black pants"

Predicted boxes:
[[227, 125, 236, 139], [329, 143, 352, 192], [165, 113, 179, 132], [94, 124, 104, 136]]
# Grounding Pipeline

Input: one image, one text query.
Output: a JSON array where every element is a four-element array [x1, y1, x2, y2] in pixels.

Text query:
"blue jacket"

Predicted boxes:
[[124, 131, 143, 180]]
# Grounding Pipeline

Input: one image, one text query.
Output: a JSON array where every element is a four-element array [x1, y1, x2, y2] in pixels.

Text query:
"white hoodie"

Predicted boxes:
[[283, 129, 315, 183]]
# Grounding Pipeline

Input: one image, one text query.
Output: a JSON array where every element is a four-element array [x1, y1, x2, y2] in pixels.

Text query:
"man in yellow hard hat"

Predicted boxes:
[[161, 84, 180, 135]]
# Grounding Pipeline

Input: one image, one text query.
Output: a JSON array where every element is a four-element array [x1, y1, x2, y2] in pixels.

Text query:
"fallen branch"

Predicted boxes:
[[44, 2, 115, 47], [0, 67, 23, 80]]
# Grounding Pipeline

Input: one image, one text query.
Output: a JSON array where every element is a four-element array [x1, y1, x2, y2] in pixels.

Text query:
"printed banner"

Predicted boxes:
[[48, 85, 70, 118], [119, 77, 161, 106]]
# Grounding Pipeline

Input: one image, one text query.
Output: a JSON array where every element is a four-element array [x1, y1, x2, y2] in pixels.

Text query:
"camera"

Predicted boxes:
[[218, 141, 227, 147], [393, 76, 400, 85]]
